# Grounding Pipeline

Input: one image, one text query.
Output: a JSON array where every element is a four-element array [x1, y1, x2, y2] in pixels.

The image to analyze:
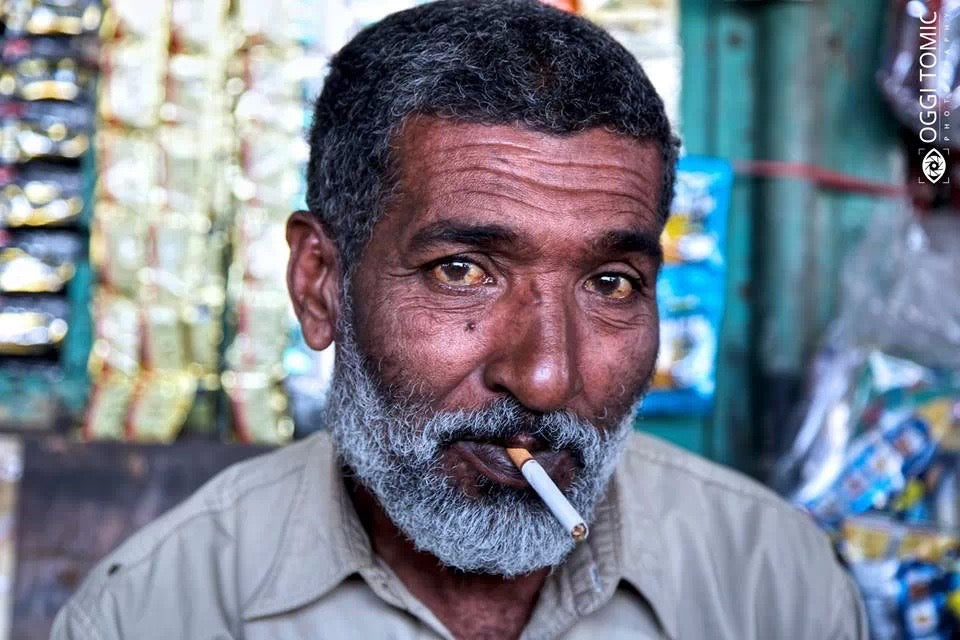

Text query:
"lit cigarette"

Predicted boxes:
[[506, 447, 588, 542]]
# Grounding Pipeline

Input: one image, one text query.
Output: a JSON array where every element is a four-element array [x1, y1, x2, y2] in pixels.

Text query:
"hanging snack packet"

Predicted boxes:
[[3, 0, 102, 37], [0, 230, 82, 293], [0, 36, 97, 102], [0, 162, 85, 227], [0, 294, 69, 355]]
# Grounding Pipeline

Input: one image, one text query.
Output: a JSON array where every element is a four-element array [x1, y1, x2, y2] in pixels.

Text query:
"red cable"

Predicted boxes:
[[735, 159, 907, 198]]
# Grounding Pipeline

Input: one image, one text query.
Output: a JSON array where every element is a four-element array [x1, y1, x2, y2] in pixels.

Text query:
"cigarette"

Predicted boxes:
[[506, 447, 588, 542]]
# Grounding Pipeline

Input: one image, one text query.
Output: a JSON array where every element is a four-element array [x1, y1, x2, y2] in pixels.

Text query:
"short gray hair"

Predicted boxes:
[[307, 0, 680, 272]]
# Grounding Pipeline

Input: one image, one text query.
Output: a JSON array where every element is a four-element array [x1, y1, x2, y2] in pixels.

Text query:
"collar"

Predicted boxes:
[[242, 432, 373, 620], [613, 452, 680, 640], [242, 431, 678, 640]]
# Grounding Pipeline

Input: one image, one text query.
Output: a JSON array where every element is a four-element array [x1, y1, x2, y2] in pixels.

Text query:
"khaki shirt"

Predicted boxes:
[[51, 431, 866, 640]]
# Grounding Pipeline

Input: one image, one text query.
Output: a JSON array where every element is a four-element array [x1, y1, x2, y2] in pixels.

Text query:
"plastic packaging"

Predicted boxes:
[[642, 155, 732, 416]]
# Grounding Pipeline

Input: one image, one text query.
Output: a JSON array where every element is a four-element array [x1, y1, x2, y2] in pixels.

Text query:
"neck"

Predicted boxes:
[[346, 474, 549, 640]]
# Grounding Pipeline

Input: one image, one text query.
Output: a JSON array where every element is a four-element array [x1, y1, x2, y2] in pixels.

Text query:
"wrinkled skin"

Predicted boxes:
[[287, 116, 663, 640]]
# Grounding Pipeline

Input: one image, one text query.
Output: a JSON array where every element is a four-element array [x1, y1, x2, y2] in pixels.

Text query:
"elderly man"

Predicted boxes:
[[53, 1, 866, 639]]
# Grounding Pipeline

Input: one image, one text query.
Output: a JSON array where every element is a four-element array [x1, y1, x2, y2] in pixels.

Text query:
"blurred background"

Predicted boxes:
[[1, 0, 959, 638]]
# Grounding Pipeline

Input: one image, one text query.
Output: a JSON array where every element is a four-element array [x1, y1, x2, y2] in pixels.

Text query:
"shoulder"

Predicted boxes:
[[618, 432, 866, 639], [621, 430, 814, 527], [620, 430, 830, 555], [52, 434, 328, 640]]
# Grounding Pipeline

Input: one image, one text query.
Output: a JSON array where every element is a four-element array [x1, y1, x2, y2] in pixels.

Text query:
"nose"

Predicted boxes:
[[482, 287, 584, 413]]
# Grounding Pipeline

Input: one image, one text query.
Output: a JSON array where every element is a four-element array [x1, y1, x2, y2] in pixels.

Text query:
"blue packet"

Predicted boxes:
[[641, 156, 732, 416]]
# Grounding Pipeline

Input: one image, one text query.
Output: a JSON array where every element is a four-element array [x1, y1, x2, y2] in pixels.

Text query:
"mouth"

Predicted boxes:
[[445, 436, 577, 492]]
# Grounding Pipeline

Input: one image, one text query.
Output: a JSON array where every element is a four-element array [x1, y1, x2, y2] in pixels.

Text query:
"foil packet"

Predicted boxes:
[[97, 129, 160, 207], [3, 0, 103, 36], [0, 294, 69, 355], [222, 369, 294, 445], [0, 162, 85, 227], [0, 99, 92, 162], [83, 367, 135, 439], [90, 201, 146, 295], [0, 229, 82, 293], [0, 35, 97, 102], [99, 40, 167, 128]]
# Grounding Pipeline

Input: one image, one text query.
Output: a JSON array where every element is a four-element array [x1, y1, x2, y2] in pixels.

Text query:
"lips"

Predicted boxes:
[[446, 438, 576, 491]]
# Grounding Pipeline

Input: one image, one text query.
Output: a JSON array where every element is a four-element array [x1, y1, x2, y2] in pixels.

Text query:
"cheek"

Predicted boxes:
[[579, 318, 658, 424], [356, 292, 490, 397]]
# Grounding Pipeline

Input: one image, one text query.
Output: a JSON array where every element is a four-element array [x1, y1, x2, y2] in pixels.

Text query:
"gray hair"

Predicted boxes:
[[325, 295, 636, 575], [307, 0, 680, 273]]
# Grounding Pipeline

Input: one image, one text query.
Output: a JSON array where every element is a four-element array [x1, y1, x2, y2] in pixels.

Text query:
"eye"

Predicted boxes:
[[429, 259, 491, 287], [584, 273, 637, 300]]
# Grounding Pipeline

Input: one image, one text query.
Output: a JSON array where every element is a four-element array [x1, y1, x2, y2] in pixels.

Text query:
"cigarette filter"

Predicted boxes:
[[506, 447, 588, 542]]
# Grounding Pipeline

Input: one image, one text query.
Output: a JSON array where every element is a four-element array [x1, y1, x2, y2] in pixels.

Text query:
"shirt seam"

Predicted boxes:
[[241, 465, 309, 613], [68, 600, 102, 640]]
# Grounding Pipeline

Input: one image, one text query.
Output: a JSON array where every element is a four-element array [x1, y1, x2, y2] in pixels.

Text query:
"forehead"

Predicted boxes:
[[388, 116, 663, 231]]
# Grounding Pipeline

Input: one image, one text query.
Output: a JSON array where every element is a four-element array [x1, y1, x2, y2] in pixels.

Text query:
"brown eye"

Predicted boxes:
[[430, 260, 490, 287], [584, 274, 636, 300]]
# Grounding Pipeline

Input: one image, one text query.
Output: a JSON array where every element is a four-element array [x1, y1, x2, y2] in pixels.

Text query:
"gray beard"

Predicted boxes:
[[324, 298, 641, 577]]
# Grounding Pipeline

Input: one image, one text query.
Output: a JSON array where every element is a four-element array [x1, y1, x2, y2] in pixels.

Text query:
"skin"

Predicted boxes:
[[287, 116, 663, 640]]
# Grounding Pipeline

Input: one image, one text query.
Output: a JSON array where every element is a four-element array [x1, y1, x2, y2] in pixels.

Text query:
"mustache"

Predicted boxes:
[[421, 397, 609, 461]]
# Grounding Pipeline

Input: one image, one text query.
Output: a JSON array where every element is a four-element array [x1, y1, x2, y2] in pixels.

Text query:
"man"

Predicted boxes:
[[53, 1, 867, 638]]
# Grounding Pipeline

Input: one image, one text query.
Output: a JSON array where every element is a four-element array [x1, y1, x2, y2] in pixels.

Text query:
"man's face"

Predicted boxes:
[[351, 117, 662, 486], [293, 116, 663, 575]]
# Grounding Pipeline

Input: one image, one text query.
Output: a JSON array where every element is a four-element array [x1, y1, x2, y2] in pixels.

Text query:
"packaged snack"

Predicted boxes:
[[0, 36, 97, 102], [157, 125, 219, 213], [182, 289, 224, 375], [0, 294, 69, 355], [234, 0, 302, 46], [222, 369, 294, 445], [225, 285, 291, 374], [661, 156, 733, 266], [640, 156, 732, 417], [96, 129, 161, 207], [169, 0, 229, 53], [3, 0, 103, 37], [88, 292, 140, 376], [0, 230, 82, 293], [101, 0, 169, 42], [0, 162, 85, 227], [799, 390, 960, 530], [161, 53, 226, 127], [90, 202, 146, 295], [841, 516, 960, 640], [0, 99, 92, 162], [140, 302, 185, 372], [642, 264, 725, 415], [83, 367, 135, 439], [237, 126, 307, 209], [145, 211, 211, 301], [99, 39, 167, 128], [126, 370, 197, 442], [230, 205, 289, 285]]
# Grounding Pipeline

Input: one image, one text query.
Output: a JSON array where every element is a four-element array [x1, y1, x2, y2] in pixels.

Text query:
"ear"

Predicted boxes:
[[286, 211, 342, 351]]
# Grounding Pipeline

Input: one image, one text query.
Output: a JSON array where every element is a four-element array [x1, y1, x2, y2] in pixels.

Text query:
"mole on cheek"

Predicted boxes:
[[465, 321, 477, 332]]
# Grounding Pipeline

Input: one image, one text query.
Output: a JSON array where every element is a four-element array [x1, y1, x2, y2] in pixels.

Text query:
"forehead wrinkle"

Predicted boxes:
[[419, 164, 658, 210], [425, 148, 658, 190]]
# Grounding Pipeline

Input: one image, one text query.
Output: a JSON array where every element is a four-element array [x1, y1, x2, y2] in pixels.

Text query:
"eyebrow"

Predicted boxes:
[[590, 229, 664, 263], [407, 221, 522, 253]]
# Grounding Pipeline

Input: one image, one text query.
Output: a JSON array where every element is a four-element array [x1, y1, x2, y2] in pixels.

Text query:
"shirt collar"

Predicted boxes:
[[242, 431, 678, 640], [613, 458, 680, 640], [242, 432, 373, 620]]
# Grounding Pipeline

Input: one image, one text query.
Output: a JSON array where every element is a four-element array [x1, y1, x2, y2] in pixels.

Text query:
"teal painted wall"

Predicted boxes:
[[643, 0, 903, 475]]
